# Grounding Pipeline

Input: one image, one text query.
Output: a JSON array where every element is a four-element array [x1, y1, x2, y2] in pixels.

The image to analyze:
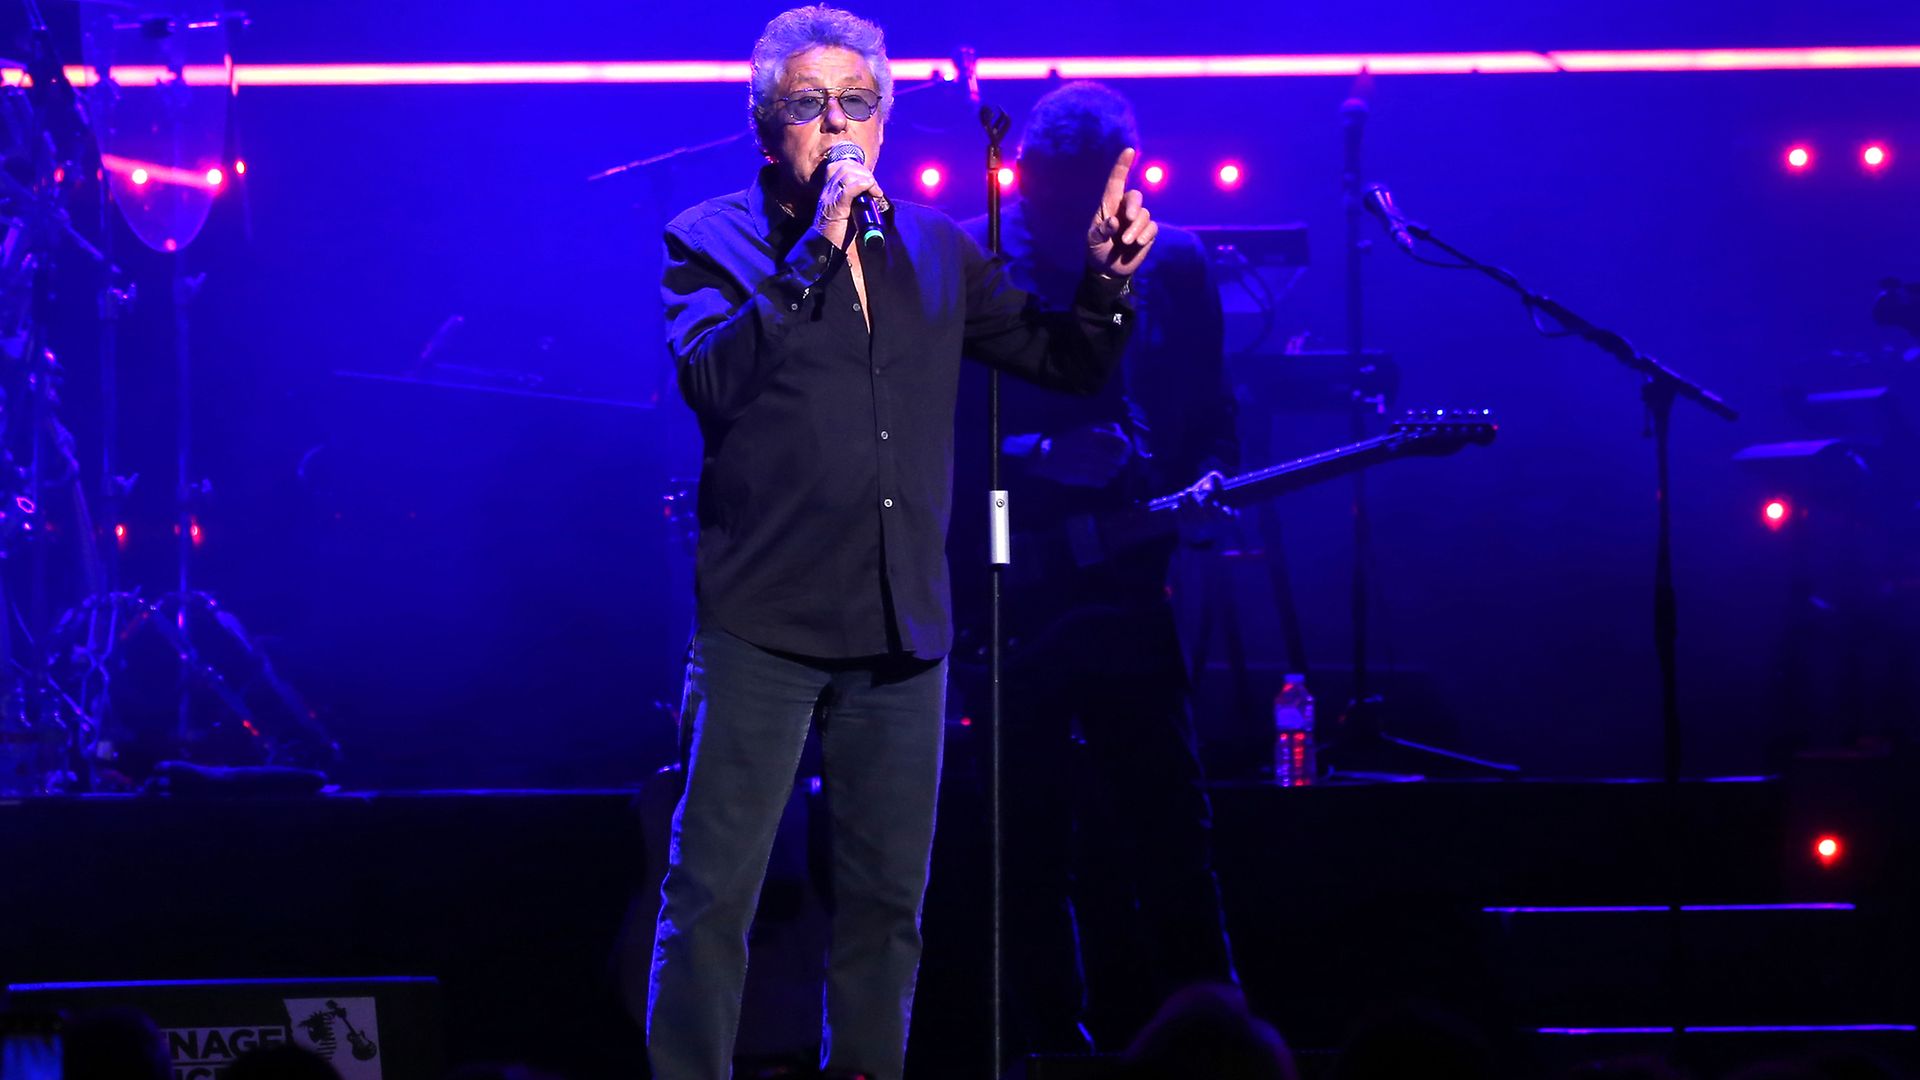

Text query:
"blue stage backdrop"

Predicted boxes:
[[101, 1, 1916, 786]]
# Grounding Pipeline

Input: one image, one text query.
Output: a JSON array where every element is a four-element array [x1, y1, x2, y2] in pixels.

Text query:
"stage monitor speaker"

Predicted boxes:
[[4, 975, 440, 1080]]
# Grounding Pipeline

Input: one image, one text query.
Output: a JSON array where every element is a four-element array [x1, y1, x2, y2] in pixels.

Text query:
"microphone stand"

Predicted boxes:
[[1381, 214, 1737, 1034], [1390, 221, 1737, 789], [979, 101, 1011, 1080], [1339, 97, 1381, 732], [1338, 102, 1517, 777]]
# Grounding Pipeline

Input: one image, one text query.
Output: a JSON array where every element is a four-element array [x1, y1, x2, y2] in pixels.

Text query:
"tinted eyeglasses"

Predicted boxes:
[[772, 86, 882, 125]]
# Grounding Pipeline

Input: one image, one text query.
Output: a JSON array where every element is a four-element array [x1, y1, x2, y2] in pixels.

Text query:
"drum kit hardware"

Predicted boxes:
[[0, 2, 336, 796]]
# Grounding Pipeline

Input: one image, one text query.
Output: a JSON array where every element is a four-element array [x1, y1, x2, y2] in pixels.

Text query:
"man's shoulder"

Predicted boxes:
[[665, 187, 754, 240], [892, 198, 967, 242]]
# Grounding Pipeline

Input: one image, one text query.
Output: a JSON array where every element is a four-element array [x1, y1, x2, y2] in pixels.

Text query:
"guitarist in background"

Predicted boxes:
[[954, 81, 1238, 1055]]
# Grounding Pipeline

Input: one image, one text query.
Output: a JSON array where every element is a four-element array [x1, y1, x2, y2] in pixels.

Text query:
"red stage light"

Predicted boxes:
[[1863, 144, 1889, 170], [1785, 145, 1812, 170], [919, 165, 943, 190], [1763, 498, 1790, 530], [1216, 162, 1243, 188], [190, 522, 204, 544], [113, 523, 127, 542], [1143, 163, 1166, 186], [997, 166, 1015, 188], [1814, 834, 1844, 866]]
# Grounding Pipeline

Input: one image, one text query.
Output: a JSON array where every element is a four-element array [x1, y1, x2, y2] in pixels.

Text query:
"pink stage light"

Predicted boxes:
[[0, 47, 1913, 89], [1785, 146, 1812, 170], [1143, 163, 1166, 186], [919, 165, 943, 190], [1763, 498, 1790, 529], [235, 159, 248, 176], [1216, 162, 1243, 189], [205, 167, 225, 187], [1863, 144, 1889, 169], [997, 166, 1016, 188], [130, 167, 150, 186]]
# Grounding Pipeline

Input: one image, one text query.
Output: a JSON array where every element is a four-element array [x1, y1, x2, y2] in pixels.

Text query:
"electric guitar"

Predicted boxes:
[[1006, 409, 1498, 584]]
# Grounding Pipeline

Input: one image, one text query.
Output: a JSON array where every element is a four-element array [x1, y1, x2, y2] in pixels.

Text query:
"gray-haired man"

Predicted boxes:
[[646, 6, 1157, 1079]]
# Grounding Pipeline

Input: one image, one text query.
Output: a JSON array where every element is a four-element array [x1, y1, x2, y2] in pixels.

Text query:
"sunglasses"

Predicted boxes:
[[772, 86, 882, 125]]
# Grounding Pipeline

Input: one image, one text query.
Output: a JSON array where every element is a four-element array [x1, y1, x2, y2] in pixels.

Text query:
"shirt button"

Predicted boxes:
[[790, 303, 800, 311], [880, 430, 890, 440], [853, 302, 862, 312], [883, 498, 894, 509]]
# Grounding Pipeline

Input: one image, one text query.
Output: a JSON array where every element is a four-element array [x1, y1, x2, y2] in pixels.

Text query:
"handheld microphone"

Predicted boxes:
[[1360, 183, 1416, 253], [823, 142, 886, 251]]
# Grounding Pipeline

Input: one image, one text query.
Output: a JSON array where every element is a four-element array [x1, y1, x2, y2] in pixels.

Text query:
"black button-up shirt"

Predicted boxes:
[[664, 166, 1134, 660]]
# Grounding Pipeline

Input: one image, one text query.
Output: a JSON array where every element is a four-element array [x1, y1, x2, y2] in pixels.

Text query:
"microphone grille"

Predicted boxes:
[[824, 142, 866, 165]]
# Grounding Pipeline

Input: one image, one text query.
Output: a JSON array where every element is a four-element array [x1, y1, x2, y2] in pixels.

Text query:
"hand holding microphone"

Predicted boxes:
[[817, 143, 888, 251]]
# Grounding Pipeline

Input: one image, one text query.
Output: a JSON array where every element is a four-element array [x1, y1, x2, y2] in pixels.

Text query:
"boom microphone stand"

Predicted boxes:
[[1364, 192, 1738, 1035], [1362, 199, 1737, 787]]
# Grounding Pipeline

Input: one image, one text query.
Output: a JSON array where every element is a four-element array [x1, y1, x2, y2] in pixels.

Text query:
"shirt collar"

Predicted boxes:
[[748, 163, 802, 244]]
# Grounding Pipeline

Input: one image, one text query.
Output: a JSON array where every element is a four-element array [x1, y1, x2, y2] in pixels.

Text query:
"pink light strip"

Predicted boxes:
[[100, 153, 222, 191], [0, 47, 1913, 88]]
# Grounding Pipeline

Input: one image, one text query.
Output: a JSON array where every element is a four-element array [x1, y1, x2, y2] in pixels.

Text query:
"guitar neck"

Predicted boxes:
[[1145, 431, 1414, 513]]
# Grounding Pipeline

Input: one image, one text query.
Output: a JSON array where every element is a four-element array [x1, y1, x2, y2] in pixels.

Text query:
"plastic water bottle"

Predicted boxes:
[[1272, 674, 1316, 786]]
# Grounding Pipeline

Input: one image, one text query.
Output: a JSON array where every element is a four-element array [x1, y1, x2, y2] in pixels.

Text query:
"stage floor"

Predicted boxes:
[[3, 770, 1913, 1078]]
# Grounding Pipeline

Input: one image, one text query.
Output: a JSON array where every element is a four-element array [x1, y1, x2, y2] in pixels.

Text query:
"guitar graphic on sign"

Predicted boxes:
[[296, 1000, 379, 1062]]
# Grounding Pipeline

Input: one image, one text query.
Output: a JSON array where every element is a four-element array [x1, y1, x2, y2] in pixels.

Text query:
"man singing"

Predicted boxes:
[[647, 7, 1156, 1080]]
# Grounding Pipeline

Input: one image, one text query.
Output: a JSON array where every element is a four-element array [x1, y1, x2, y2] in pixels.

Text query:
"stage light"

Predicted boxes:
[[1143, 163, 1166, 186], [131, 167, 150, 186], [205, 167, 224, 187], [1815, 834, 1844, 866], [1863, 144, 1889, 170], [1216, 162, 1243, 188], [1785, 145, 1812, 170], [997, 166, 1015, 188], [113, 524, 127, 543], [919, 165, 943, 190], [235, 159, 248, 176], [1763, 498, 1789, 530], [190, 522, 204, 544]]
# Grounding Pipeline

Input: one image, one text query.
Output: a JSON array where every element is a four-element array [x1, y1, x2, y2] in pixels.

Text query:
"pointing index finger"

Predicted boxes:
[[1101, 147, 1137, 215]]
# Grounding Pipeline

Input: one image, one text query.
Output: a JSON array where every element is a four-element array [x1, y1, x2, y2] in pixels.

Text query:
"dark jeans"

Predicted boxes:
[[646, 627, 947, 1080], [1000, 598, 1237, 1052]]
